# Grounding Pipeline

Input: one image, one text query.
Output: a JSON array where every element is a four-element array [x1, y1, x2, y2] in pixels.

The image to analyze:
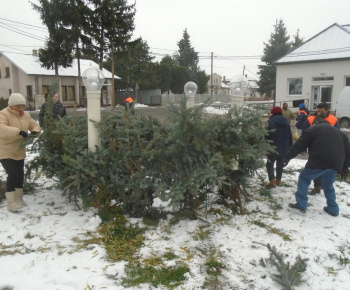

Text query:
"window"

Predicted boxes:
[[80, 86, 86, 98], [42, 85, 50, 95], [288, 78, 302, 95], [26, 86, 33, 100], [5, 67, 10, 78], [61, 86, 67, 101], [346, 77, 350, 86], [67, 86, 75, 101], [312, 77, 334, 81], [61, 86, 75, 101]]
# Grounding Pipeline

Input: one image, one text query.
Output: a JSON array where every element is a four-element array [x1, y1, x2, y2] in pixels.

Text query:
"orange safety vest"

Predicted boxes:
[[307, 114, 338, 126], [298, 110, 308, 116], [125, 97, 133, 103]]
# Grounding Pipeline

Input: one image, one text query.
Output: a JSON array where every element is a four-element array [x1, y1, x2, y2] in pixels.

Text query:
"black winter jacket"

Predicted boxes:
[[284, 122, 350, 173], [39, 101, 67, 128], [266, 115, 293, 156]]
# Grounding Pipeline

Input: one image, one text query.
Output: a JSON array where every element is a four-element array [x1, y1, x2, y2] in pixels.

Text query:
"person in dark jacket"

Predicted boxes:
[[39, 93, 67, 128], [265, 106, 293, 188], [295, 103, 309, 136], [302, 102, 340, 195], [283, 115, 350, 216]]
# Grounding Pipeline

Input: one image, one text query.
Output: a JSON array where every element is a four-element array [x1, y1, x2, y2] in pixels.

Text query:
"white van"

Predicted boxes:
[[335, 87, 350, 129]]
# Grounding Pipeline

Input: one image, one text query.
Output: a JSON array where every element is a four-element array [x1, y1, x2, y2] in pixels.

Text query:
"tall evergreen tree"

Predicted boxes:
[[32, 0, 76, 76], [257, 19, 291, 97], [159, 55, 174, 92], [291, 29, 304, 50], [105, 37, 154, 91], [175, 29, 199, 81], [170, 66, 189, 94], [196, 69, 210, 94], [91, 0, 135, 105]]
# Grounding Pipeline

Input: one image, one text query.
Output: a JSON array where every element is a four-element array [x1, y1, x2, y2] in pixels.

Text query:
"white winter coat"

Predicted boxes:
[[0, 106, 41, 160]]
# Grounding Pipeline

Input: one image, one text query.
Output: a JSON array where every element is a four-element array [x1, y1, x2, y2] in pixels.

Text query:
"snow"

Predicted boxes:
[[1, 148, 350, 289]]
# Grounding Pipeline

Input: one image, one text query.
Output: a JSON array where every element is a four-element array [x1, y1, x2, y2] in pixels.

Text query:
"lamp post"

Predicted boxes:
[[135, 82, 139, 103], [82, 67, 105, 152], [184, 81, 197, 108]]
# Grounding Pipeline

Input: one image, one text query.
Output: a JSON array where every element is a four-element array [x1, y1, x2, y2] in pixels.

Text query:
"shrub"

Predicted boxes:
[[26, 105, 272, 218]]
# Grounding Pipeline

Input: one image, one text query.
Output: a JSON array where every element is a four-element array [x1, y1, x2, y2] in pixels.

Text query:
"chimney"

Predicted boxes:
[[223, 76, 226, 83], [32, 49, 38, 56]]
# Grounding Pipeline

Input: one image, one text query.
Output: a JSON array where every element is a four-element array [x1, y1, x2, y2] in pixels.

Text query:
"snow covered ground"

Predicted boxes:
[[1, 143, 350, 289]]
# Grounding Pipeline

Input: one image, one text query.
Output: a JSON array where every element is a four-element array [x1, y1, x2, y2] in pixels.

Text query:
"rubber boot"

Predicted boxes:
[[14, 188, 24, 207], [265, 179, 276, 189], [5, 191, 23, 212], [276, 180, 282, 186], [309, 186, 321, 195]]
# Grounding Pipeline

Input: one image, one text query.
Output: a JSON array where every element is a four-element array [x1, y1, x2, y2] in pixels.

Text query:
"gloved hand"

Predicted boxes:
[[282, 158, 290, 167], [30, 131, 38, 137], [19, 131, 28, 138]]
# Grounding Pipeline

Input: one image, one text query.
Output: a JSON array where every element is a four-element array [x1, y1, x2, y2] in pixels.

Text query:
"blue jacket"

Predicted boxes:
[[266, 115, 293, 156], [295, 108, 310, 129]]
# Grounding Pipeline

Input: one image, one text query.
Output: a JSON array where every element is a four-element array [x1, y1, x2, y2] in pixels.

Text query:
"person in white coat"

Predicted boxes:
[[0, 93, 41, 212]]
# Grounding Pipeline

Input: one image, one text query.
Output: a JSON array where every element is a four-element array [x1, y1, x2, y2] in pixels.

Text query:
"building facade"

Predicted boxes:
[[275, 23, 350, 111]]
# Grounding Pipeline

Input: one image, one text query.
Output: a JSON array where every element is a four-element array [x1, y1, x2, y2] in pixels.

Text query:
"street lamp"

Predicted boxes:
[[135, 82, 139, 103], [184, 81, 197, 108], [82, 67, 105, 152]]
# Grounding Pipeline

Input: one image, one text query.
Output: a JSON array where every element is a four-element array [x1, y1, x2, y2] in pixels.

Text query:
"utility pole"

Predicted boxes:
[[211, 52, 213, 97]]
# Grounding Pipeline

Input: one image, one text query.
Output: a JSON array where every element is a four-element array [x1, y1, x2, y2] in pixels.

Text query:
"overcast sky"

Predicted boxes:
[[1, 0, 349, 80]]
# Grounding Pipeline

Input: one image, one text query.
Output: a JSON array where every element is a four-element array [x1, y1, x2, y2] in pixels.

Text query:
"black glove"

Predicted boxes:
[[19, 131, 28, 138], [282, 158, 290, 167], [30, 131, 38, 137]]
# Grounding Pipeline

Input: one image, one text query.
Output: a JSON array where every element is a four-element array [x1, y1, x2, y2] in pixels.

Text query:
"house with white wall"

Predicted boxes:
[[229, 74, 259, 97], [275, 23, 350, 111], [0, 50, 118, 109], [207, 73, 230, 95]]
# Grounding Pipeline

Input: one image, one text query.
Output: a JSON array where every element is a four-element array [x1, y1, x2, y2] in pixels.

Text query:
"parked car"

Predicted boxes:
[[335, 87, 350, 129]]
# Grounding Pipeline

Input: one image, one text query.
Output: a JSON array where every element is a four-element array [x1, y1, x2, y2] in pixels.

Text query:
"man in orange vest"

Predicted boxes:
[[303, 102, 340, 195], [123, 91, 135, 115]]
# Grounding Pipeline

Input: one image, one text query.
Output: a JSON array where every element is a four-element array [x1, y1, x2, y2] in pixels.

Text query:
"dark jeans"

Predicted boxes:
[[295, 168, 338, 215], [0, 159, 25, 192], [266, 154, 284, 181]]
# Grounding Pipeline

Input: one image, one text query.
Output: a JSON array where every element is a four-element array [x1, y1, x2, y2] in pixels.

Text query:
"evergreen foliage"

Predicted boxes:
[[266, 243, 308, 289], [175, 28, 199, 73], [291, 29, 304, 51], [32, 0, 76, 75], [257, 19, 291, 97], [27, 105, 272, 218], [0, 97, 8, 110]]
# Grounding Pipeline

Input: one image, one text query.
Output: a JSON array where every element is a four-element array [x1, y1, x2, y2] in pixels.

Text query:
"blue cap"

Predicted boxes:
[[299, 103, 305, 108]]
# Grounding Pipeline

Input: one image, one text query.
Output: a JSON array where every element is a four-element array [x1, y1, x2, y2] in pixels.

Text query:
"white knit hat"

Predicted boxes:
[[8, 93, 26, 106]]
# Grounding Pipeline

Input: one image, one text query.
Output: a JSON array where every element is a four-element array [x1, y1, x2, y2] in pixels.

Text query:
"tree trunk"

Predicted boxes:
[[76, 42, 81, 107], [111, 45, 115, 107]]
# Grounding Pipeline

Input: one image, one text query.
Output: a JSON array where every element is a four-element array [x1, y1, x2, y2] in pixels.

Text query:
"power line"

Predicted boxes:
[[0, 44, 28, 53], [0, 23, 46, 41], [0, 17, 46, 30]]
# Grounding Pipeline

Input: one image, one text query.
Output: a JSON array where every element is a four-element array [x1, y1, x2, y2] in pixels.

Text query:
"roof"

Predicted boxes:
[[221, 82, 229, 89], [0, 51, 119, 79], [228, 74, 259, 89], [276, 23, 350, 64]]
